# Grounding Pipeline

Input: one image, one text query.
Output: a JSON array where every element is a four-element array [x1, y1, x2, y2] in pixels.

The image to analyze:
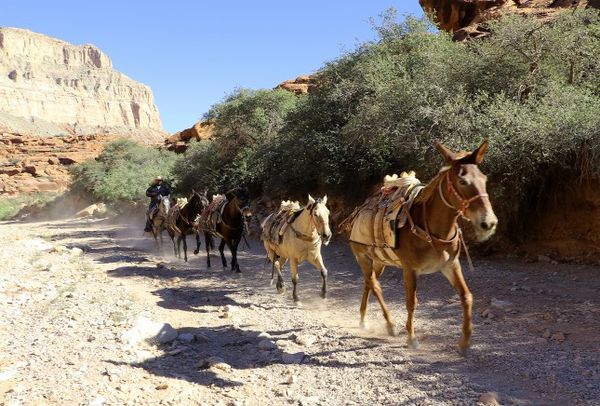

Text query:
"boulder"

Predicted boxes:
[[120, 315, 178, 346]]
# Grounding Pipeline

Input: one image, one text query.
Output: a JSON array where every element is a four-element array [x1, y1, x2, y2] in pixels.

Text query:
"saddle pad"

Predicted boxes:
[[261, 206, 303, 245], [347, 174, 422, 249]]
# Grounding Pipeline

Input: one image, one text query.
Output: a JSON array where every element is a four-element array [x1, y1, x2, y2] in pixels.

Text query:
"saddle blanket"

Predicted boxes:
[[198, 194, 228, 234], [342, 172, 423, 249]]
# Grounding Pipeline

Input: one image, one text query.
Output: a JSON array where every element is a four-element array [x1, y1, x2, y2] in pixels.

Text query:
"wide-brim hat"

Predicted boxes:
[[155, 176, 163, 181]]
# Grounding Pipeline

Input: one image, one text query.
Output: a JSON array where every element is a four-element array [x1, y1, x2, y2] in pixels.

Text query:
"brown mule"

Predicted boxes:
[[348, 140, 497, 354]]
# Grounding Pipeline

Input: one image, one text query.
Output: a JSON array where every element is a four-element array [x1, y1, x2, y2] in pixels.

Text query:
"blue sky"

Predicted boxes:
[[1, 1, 423, 133]]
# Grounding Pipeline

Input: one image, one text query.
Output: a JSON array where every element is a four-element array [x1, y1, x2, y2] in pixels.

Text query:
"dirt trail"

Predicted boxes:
[[0, 217, 598, 406]]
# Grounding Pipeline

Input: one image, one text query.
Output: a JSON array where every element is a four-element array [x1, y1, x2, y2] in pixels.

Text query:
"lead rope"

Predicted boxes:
[[458, 228, 475, 273]]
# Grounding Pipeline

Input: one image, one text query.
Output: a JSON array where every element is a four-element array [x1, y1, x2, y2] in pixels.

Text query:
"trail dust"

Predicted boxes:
[[0, 216, 598, 405]]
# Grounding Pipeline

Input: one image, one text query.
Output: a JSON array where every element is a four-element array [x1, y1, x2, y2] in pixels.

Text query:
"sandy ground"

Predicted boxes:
[[0, 217, 599, 406]]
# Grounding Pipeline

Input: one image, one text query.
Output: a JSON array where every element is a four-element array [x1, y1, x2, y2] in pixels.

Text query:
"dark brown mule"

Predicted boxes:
[[167, 190, 209, 262], [348, 140, 497, 354], [202, 188, 251, 273]]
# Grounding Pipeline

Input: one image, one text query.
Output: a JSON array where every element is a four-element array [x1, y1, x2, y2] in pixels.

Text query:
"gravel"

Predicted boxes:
[[0, 219, 598, 405]]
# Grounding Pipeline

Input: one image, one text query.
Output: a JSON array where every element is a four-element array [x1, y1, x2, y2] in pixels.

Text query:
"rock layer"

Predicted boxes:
[[0, 132, 119, 195], [0, 27, 164, 141]]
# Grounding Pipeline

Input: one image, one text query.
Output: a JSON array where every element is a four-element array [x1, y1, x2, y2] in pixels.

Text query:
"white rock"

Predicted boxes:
[[70, 247, 84, 256], [22, 238, 53, 252], [89, 396, 106, 406], [258, 339, 278, 351], [223, 305, 238, 313], [294, 334, 317, 347], [178, 333, 195, 343], [51, 245, 68, 253], [196, 356, 232, 372], [490, 298, 512, 310], [121, 315, 178, 345], [281, 352, 305, 365], [478, 392, 499, 405], [299, 396, 320, 406]]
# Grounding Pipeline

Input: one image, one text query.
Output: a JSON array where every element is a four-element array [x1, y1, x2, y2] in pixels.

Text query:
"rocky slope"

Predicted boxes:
[[0, 27, 164, 141], [419, 0, 599, 40], [0, 132, 119, 195]]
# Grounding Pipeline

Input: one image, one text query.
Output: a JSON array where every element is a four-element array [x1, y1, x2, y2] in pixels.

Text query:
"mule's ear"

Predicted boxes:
[[322, 195, 328, 205], [435, 141, 458, 163], [471, 139, 489, 164], [307, 194, 316, 205]]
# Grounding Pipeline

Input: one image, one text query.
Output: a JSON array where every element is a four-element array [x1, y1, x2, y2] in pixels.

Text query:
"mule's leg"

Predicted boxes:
[[442, 260, 473, 355], [219, 239, 227, 268], [290, 258, 300, 302], [308, 254, 328, 299], [204, 233, 212, 268], [182, 235, 188, 262], [171, 235, 177, 257], [370, 263, 395, 336], [274, 257, 287, 293], [352, 249, 373, 329], [403, 269, 419, 349], [176, 235, 182, 259], [230, 238, 241, 273], [193, 233, 200, 255]]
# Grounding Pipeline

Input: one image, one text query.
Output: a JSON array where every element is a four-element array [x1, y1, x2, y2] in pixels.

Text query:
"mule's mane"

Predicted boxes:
[[414, 166, 449, 205]]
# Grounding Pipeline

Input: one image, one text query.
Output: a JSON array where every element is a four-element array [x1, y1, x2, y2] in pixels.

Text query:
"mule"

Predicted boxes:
[[167, 190, 209, 262], [201, 188, 251, 272], [348, 140, 497, 354], [262, 195, 332, 302], [150, 196, 170, 249]]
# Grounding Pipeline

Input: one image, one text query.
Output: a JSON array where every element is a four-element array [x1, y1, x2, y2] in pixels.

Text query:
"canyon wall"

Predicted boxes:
[[0, 27, 164, 141]]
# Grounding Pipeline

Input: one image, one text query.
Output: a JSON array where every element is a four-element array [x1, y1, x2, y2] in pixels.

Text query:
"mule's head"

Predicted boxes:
[[308, 194, 332, 245], [189, 189, 208, 211], [227, 187, 252, 219], [435, 140, 498, 242]]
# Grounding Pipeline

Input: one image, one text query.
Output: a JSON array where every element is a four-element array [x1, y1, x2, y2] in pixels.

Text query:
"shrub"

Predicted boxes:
[[175, 9, 599, 241], [173, 88, 299, 194], [70, 140, 177, 202]]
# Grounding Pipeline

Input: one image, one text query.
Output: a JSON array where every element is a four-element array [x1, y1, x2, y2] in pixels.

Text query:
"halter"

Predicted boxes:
[[439, 169, 489, 218], [289, 203, 328, 243]]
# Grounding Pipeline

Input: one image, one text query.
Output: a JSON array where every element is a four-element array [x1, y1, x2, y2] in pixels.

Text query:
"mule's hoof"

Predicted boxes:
[[458, 342, 470, 357], [276, 285, 284, 294], [359, 320, 368, 329], [320, 291, 327, 299], [387, 324, 396, 337], [407, 338, 420, 350], [193, 249, 199, 255]]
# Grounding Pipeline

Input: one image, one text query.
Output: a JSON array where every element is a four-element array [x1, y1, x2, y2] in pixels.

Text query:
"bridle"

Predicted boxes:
[[290, 202, 329, 243], [438, 168, 489, 219]]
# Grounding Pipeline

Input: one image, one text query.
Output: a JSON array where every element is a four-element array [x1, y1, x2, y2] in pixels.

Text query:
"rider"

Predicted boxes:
[[144, 176, 171, 232]]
